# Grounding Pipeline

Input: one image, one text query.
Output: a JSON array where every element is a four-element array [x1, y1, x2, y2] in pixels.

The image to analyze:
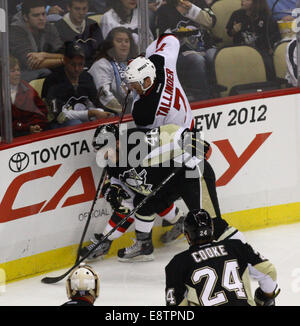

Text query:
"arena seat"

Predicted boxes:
[[273, 40, 290, 84], [29, 78, 45, 98], [88, 14, 102, 25], [213, 45, 268, 97], [211, 0, 241, 48]]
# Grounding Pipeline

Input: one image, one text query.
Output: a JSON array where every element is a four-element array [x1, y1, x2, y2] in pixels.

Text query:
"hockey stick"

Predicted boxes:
[[41, 165, 184, 284], [118, 89, 131, 127], [75, 90, 131, 262], [75, 166, 107, 263]]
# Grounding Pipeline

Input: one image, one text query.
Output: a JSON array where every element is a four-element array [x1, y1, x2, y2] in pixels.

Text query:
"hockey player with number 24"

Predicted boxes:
[[165, 209, 280, 306]]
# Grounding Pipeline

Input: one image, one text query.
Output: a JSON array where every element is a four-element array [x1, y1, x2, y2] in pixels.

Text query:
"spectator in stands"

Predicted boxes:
[[286, 36, 297, 86], [226, 0, 281, 80], [54, 0, 104, 68], [99, 0, 154, 45], [42, 41, 111, 129], [8, 1, 68, 23], [9, 56, 49, 137], [156, 0, 217, 101], [9, 0, 65, 82], [88, 27, 138, 115], [148, 0, 167, 35], [267, 0, 296, 21]]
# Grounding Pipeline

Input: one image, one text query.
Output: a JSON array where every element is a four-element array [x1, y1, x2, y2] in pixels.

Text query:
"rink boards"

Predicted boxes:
[[0, 89, 300, 282]]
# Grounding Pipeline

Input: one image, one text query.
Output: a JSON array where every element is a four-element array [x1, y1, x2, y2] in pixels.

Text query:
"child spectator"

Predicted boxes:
[[10, 56, 49, 137]]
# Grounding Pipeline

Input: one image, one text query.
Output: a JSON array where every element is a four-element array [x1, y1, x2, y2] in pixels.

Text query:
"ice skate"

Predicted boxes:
[[79, 234, 112, 261], [118, 238, 154, 262], [160, 216, 185, 243]]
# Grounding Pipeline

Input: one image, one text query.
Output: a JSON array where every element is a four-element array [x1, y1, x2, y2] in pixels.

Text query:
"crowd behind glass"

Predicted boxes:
[[0, 0, 297, 141]]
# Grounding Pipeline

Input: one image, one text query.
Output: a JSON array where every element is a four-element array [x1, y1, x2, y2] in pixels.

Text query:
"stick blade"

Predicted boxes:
[[41, 274, 66, 284]]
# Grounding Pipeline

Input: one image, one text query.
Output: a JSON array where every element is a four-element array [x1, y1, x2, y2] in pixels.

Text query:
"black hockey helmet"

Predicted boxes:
[[183, 209, 214, 245], [92, 124, 119, 151]]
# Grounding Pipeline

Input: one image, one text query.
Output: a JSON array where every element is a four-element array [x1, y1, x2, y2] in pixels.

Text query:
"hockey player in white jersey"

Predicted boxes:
[[125, 33, 194, 130], [124, 33, 196, 244]]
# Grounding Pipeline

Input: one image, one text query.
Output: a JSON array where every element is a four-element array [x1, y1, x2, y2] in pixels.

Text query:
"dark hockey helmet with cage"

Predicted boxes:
[[92, 123, 119, 151], [183, 209, 214, 245]]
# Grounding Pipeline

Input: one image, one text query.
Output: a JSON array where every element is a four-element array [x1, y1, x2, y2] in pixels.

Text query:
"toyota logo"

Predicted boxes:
[[9, 152, 30, 173]]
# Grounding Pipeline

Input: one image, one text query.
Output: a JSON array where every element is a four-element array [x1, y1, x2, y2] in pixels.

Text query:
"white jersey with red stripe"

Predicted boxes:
[[131, 34, 194, 130]]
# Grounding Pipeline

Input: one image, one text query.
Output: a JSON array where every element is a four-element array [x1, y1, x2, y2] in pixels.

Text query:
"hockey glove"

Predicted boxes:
[[105, 184, 131, 213], [254, 286, 281, 306], [181, 128, 210, 160]]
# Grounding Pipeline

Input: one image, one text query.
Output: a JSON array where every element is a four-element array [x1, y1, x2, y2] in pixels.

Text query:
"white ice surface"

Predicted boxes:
[[0, 222, 299, 306]]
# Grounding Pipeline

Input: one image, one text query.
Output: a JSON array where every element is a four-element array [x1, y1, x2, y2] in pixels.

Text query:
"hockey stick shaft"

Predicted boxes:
[[118, 89, 131, 127], [41, 165, 184, 284], [75, 166, 107, 263], [75, 89, 130, 261]]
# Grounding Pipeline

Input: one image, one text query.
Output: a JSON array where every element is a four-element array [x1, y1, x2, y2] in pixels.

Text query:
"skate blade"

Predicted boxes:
[[118, 254, 154, 263]]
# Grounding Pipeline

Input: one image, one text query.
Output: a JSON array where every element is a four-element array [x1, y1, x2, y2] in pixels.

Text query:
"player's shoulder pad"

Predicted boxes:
[[156, 33, 180, 47]]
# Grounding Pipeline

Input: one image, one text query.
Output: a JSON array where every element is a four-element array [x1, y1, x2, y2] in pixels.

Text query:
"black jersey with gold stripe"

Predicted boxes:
[[165, 239, 277, 306]]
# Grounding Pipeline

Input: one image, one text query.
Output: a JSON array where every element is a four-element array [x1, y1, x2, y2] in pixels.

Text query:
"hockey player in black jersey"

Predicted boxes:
[[80, 122, 232, 262], [61, 263, 99, 306], [165, 209, 280, 306]]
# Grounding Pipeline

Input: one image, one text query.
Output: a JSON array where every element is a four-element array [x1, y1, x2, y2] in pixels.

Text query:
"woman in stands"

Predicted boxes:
[[226, 0, 281, 80], [88, 27, 138, 115], [9, 56, 49, 137]]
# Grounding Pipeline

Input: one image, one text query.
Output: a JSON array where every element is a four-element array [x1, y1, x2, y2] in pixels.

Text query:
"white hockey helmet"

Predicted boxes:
[[125, 56, 156, 92], [66, 263, 100, 299]]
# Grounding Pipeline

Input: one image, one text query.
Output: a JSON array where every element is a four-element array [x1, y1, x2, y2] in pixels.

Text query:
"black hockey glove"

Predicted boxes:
[[254, 287, 281, 306], [181, 128, 210, 160], [105, 184, 131, 214]]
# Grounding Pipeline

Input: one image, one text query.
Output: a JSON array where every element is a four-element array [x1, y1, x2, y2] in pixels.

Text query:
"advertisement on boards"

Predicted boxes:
[[0, 129, 112, 263], [0, 93, 300, 272], [192, 93, 300, 214]]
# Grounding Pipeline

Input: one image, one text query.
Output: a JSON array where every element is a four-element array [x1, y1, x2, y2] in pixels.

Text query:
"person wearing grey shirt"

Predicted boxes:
[[9, 0, 64, 82], [88, 27, 138, 115]]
